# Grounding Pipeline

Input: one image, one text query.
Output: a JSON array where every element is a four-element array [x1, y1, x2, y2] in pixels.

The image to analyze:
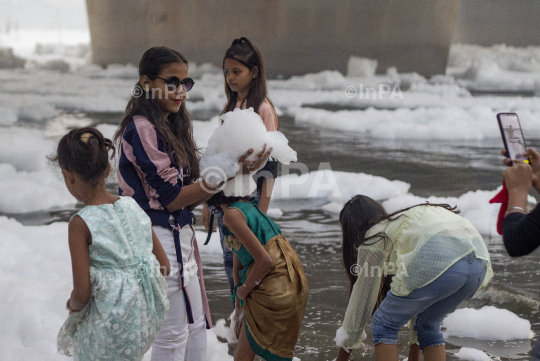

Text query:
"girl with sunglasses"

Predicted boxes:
[[114, 46, 269, 361], [202, 37, 281, 297]]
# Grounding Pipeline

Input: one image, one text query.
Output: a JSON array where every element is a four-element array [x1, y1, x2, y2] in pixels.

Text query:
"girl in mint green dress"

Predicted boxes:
[[207, 192, 308, 361], [53, 128, 170, 361]]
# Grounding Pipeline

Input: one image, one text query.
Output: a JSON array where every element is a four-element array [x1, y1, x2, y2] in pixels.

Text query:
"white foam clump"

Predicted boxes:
[[334, 326, 350, 347], [347, 56, 378, 77], [200, 108, 297, 195], [382, 188, 537, 236], [454, 347, 490, 361], [193, 116, 220, 150], [205, 329, 234, 361], [0, 216, 234, 360], [0, 106, 18, 126], [334, 326, 366, 347], [0, 163, 75, 213], [267, 208, 283, 219], [194, 230, 222, 255], [448, 44, 540, 92], [272, 170, 410, 204], [213, 310, 238, 344], [443, 306, 534, 340], [273, 169, 536, 236], [0, 127, 56, 171], [293, 106, 540, 140], [95, 123, 119, 140]]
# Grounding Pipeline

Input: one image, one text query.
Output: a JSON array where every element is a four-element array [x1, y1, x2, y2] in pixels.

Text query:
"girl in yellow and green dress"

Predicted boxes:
[[206, 191, 308, 361]]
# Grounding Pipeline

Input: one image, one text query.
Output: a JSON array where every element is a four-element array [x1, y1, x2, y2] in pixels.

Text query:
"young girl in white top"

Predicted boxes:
[[335, 195, 493, 361]]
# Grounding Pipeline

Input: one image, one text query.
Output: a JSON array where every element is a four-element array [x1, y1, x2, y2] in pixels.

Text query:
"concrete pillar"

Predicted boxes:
[[86, 0, 461, 77]]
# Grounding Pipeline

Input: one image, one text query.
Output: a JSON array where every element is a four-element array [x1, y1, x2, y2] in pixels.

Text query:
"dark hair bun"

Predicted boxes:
[[52, 127, 115, 184]]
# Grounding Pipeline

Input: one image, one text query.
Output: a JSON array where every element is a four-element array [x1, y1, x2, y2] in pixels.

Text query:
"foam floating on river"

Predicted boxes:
[[455, 347, 491, 361], [443, 306, 534, 340]]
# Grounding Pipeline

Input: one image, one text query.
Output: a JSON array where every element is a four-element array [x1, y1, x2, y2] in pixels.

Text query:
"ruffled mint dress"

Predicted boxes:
[[57, 197, 169, 361]]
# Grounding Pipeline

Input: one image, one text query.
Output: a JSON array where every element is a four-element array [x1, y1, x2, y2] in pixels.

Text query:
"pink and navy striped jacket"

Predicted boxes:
[[118, 115, 194, 229], [118, 115, 212, 328]]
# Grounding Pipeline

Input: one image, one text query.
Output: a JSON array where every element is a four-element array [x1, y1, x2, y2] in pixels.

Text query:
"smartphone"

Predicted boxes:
[[497, 112, 529, 165]]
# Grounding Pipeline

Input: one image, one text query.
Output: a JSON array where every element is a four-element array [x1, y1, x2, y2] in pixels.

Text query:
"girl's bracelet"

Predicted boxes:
[[510, 206, 526, 212]]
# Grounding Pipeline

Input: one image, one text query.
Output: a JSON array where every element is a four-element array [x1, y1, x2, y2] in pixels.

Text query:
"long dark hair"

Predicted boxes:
[[50, 127, 115, 186], [114, 46, 200, 179], [340, 196, 460, 304], [221, 37, 273, 115], [206, 191, 248, 210], [340, 195, 388, 295]]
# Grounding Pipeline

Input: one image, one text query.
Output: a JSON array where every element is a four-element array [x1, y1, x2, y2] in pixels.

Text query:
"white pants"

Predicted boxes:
[[151, 227, 207, 361]]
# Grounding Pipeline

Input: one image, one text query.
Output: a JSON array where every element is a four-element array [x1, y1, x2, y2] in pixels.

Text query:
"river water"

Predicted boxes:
[[4, 106, 540, 360]]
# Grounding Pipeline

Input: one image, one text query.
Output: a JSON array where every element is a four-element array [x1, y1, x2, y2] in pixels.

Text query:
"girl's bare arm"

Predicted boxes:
[[151, 229, 170, 276], [336, 347, 351, 361], [256, 177, 274, 214], [68, 216, 92, 311], [223, 208, 272, 300]]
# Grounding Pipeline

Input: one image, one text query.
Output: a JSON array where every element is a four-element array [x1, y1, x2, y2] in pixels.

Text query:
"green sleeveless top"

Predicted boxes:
[[223, 201, 281, 297]]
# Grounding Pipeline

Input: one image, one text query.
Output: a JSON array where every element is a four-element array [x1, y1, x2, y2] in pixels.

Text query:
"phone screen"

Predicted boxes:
[[498, 113, 528, 162]]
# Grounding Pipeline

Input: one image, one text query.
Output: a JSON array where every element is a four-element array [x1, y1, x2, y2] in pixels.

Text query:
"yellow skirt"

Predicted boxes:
[[242, 234, 308, 361]]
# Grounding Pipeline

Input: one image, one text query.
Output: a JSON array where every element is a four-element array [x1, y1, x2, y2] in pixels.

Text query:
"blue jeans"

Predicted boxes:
[[371, 252, 488, 351]]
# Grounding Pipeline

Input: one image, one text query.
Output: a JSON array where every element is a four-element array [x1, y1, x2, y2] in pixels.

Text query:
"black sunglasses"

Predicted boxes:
[[154, 76, 195, 92]]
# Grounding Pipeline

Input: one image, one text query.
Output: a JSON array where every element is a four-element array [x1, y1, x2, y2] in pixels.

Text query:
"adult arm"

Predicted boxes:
[[223, 208, 273, 300], [503, 204, 540, 257], [68, 216, 92, 311], [502, 160, 540, 256]]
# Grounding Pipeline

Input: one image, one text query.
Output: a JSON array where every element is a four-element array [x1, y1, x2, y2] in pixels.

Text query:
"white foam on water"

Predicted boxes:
[[272, 170, 410, 204], [448, 44, 540, 92], [195, 231, 222, 255], [267, 208, 283, 219], [0, 163, 75, 214], [193, 116, 220, 150], [213, 310, 238, 345], [0, 127, 56, 171], [443, 306, 534, 340], [293, 106, 540, 140], [4, 44, 540, 133], [273, 170, 536, 236], [454, 347, 491, 361]]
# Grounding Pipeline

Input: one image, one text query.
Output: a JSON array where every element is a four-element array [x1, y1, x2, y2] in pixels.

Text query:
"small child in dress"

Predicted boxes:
[[206, 191, 308, 361], [54, 127, 170, 361]]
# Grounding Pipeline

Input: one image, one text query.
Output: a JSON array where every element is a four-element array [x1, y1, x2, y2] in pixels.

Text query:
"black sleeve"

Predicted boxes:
[[502, 204, 540, 257]]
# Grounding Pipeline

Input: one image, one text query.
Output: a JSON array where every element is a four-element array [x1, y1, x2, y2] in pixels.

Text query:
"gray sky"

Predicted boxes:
[[0, 0, 88, 30]]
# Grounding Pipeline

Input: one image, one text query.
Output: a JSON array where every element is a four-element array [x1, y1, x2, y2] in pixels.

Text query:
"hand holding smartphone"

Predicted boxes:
[[497, 112, 529, 165]]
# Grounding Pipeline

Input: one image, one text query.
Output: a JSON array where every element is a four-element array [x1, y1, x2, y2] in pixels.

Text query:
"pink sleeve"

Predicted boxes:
[[258, 101, 278, 131]]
